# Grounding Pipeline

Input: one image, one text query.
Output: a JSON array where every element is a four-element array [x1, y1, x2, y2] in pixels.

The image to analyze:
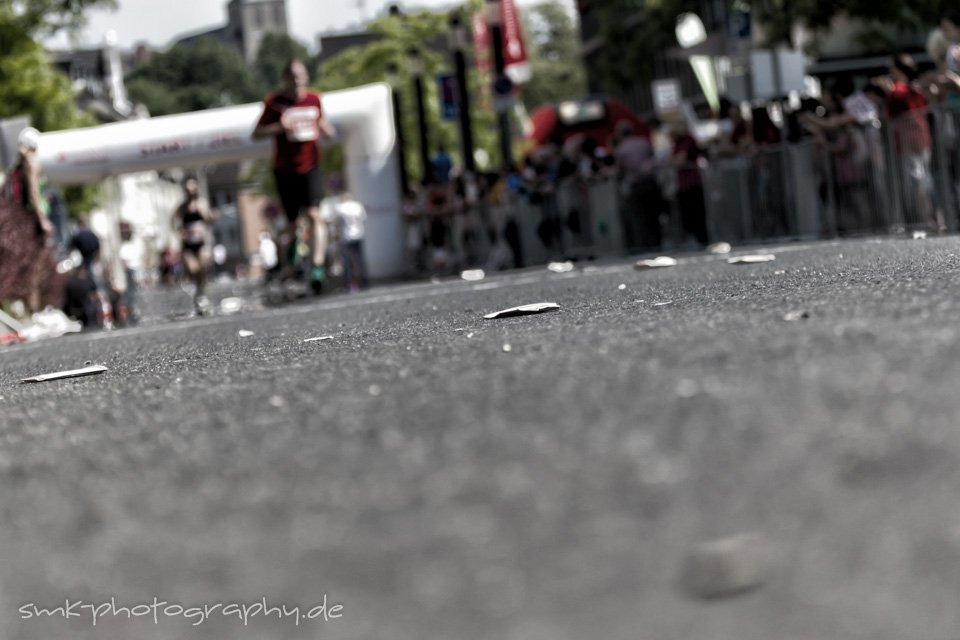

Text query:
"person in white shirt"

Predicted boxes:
[[322, 190, 369, 291], [258, 231, 279, 281]]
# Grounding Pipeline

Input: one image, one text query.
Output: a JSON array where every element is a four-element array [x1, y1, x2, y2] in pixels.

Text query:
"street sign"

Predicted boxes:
[[751, 49, 806, 99], [492, 73, 517, 114], [652, 79, 682, 114], [438, 74, 459, 121]]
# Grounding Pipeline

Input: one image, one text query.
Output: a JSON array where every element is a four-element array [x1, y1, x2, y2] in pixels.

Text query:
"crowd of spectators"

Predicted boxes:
[[402, 16, 960, 277]]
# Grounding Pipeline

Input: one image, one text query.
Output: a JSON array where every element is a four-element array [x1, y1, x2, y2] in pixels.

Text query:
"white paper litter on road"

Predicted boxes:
[[547, 261, 576, 273], [304, 336, 334, 343], [484, 302, 561, 320], [635, 256, 678, 269], [727, 254, 776, 265], [461, 269, 486, 281], [238, 330, 255, 338], [22, 365, 108, 384], [19, 308, 82, 342], [219, 297, 244, 315], [0, 309, 25, 334], [707, 242, 732, 254]]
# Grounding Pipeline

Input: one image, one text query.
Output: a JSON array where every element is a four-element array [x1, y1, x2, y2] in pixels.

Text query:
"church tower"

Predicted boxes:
[[226, 0, 289, 63]]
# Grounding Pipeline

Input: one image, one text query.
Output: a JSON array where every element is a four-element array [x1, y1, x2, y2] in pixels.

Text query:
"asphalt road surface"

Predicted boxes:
[[3, 237, 960, 640]]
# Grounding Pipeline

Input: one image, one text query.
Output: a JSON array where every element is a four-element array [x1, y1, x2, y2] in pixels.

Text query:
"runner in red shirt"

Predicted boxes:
[[253, 58, 336, 292]]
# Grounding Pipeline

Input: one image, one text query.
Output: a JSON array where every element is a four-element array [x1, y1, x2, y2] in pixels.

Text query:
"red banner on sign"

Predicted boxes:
[[473, 1, 530, 86], [472, 12, 493, 108], [499, 0, 530, 84], [472, 12, 492, 76]]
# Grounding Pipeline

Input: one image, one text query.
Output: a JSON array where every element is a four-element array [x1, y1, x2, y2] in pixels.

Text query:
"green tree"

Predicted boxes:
[[586, 0, 953, 94], [586, 0, 702, 91], [127, 37, 261, 116], [0, 0, 116, 212], [254, 32, 313, 95], [317, 6, 502, 181], [0, 0, 117, 38], [520, 2, 587, 109]]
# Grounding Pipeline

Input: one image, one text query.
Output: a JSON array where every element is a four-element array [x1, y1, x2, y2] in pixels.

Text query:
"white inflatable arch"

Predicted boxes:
[[36, 83, 404, 279]]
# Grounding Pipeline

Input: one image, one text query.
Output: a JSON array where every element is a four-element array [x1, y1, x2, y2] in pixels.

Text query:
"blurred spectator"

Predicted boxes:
[[423, 180, 455, 274], [118, 222, 142, 324], [44, 187, 70, 253], [614, 120, 664, 250], [0, 127, 59, 313], [887, 54, 942, 231], [69, 216, 101, 272], [323, 190, 369, 292], [941, 10, 960, 74], [749, 106, 788, 237], [62, 264, 99, 327], [431, 146, 453, 184], [403, 189, 426, 275], [258, 231, 279, 281], [671, 123, 709, 246], [809, 90, 871, 234], [716, 97, 752, 157]]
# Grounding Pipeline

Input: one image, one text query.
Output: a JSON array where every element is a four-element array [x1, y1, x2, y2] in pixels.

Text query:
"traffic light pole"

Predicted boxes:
[[409, 48, 432, 185], [486, 0, 513, 170], [449, 16, 476, 175], [386, 64, 410, 196]]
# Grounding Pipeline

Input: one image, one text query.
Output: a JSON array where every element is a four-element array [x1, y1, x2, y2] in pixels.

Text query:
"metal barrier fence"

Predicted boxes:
[[402, 104, 960, 275]]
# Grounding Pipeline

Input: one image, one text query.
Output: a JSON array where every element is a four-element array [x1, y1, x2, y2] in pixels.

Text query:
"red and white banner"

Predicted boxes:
[[473, 0, 531, 86], [499, 0, 531, 84], [473, 12, 493, 77]]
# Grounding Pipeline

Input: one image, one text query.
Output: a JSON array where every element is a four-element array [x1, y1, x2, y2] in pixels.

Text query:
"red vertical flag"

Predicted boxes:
[[472, 12, 494, 108], [499, 0, 531, 84]]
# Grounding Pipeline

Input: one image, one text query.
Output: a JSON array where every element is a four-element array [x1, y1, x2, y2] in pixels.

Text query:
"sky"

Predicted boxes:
[[45, 0, 576, 51]]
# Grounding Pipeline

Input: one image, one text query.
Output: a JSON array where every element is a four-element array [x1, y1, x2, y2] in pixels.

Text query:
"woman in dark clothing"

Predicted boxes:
[[671, 125, 709, 246]]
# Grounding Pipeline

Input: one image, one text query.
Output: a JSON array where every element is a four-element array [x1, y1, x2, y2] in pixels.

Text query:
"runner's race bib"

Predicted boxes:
[[282, 106, 321, 142], [185, 222, 206, 243]]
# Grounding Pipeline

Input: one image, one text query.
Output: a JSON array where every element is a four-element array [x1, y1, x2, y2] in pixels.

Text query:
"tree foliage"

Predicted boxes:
[[0, 0, 114, 130], [586, 0, 702, 90], [254, 32, 313, 94], [521, 2, 587, 109], [0, 0, 115, 212], [317, 6, 503, 181], [586, 0, 954, 92], [0, 0, 117, 38], [127, 32, 315, 116], [126, 37, 262, 116]]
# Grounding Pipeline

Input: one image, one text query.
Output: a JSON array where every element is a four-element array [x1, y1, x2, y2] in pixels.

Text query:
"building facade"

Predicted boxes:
[[176, 0, 288, 63]]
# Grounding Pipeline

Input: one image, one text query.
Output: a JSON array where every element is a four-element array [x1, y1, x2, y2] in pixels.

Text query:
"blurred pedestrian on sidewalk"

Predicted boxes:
[[671, 123, 709, 247], [887, 54, 943, 232], [614, 120, 664, 251], [322, 182, 369, 292]]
